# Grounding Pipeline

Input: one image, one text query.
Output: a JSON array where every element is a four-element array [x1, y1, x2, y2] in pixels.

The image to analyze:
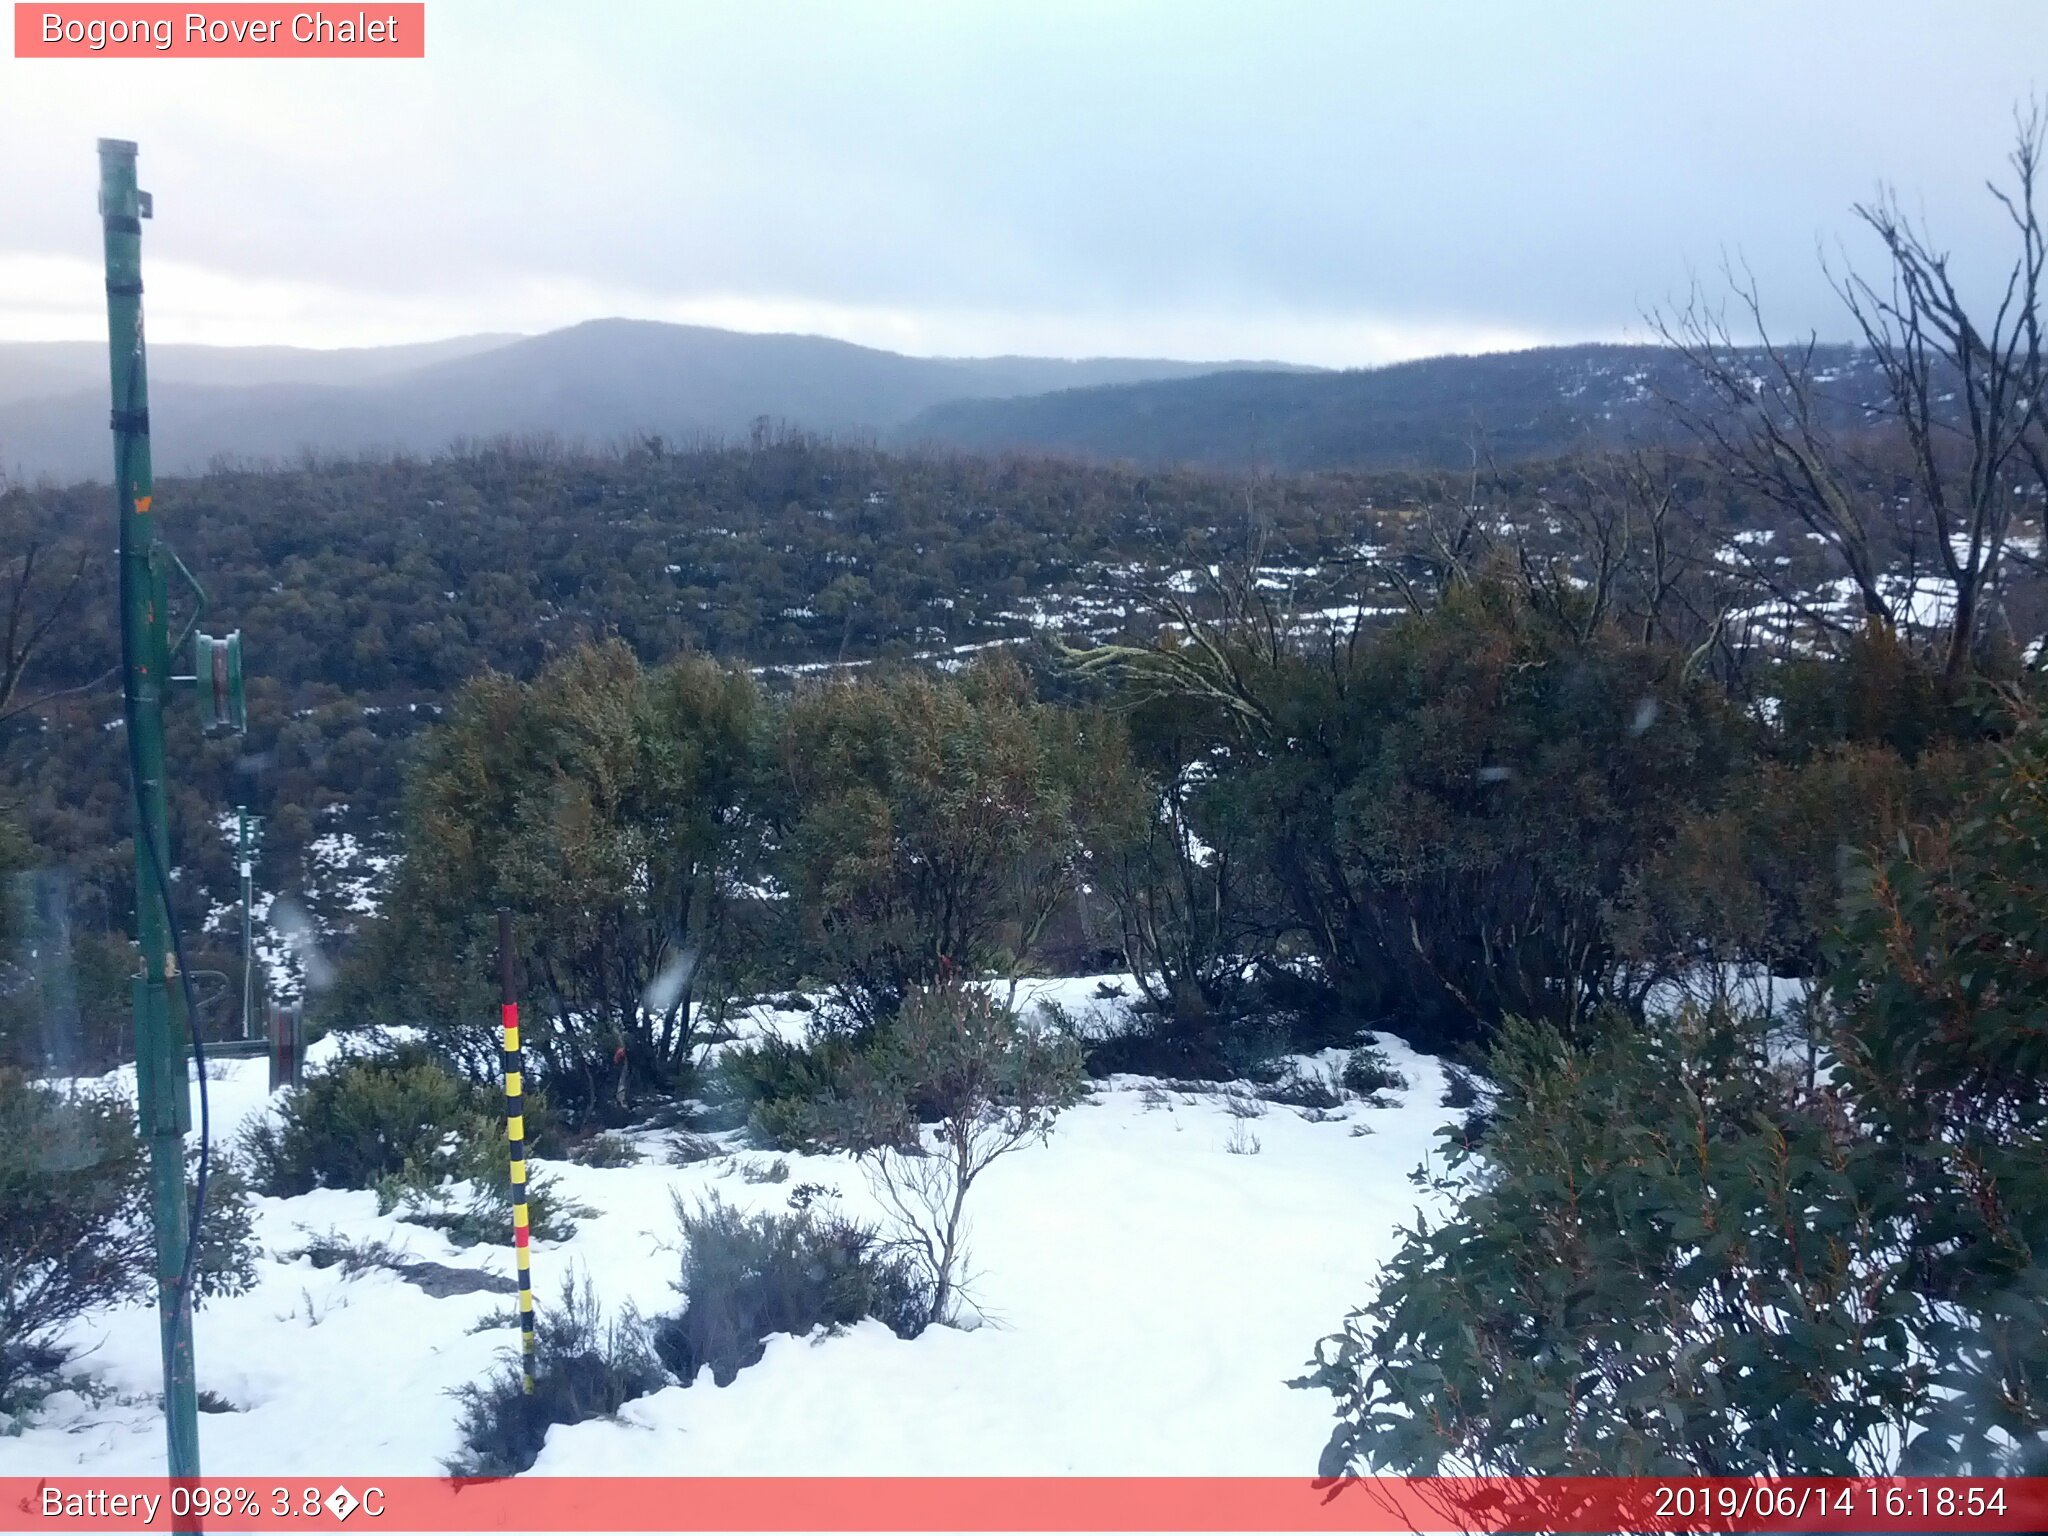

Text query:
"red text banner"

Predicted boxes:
[[3, 1477, 2047, 1532], [14, 5, 425, 58]]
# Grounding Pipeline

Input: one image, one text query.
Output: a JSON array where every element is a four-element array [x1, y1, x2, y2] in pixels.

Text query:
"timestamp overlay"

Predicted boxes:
[[3, 1477, 2046, 1532]]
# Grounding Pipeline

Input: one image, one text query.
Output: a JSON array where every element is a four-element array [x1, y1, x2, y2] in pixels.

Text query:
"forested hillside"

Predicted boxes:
[[3, 398, 2041, 1069], [0, 438, 1436, 937]]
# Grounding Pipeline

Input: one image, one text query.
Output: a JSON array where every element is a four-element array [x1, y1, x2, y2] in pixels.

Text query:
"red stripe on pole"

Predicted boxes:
[[513, 1225, 530, 1245]]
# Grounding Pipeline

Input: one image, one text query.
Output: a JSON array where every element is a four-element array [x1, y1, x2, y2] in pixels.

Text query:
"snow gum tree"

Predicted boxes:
[[769, 656, 1091, 1031], [349, 641, 765, 1122], [1077, 571, 1741, 1051]]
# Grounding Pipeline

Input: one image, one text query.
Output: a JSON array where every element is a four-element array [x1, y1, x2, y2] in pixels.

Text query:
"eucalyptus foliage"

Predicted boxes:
[[1302, 723, 2048, 1475]]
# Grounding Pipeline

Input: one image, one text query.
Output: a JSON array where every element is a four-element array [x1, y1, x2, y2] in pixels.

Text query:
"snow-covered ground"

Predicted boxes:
[[0, 978, 1456, 1478]]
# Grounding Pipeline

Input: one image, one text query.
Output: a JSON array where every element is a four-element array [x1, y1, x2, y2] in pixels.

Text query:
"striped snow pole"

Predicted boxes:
[[498, 909, 536, 1393]]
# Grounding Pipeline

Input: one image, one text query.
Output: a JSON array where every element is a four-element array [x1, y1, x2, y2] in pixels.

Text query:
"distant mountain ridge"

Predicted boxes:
[[0, 319, 1309, 484], [899, 342, 1889, 472], [0, 323, 1886, 485], [0, 333, 519, 407]]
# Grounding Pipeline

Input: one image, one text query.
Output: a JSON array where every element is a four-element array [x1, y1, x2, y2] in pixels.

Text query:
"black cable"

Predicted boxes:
[[114, 360, 210, 1328], [145, 830, 211, 1311]]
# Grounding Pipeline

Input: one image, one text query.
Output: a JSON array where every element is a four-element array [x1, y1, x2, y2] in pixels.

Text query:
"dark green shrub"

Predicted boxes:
[[652, 1195, 929, 1388], [1615, 738, 1973, 981], [447, 1272, 664, 1476], [771, 657, 1086, 1030], [188, 1151, 258, 1303], [715, 1034, 857, 1150], [1825, 721, 2048, 1468], [1, 1071, 257, 1409], [1305, 727, 2048, 1479], [1079, 573, 1743, 1053], [1065, 998, 1289, 1083], [1070, 699, 1256, 1045], [0, 899, 135, 1077], [0, 1074, 146, 1405], [1261, 1062, 1346, 1110], [239, 1039, 478, 1196], [352, 644, 765, 1130], [1439, 1066, 1480, 1109], [240, 1036, 578, 1243], [1298, 1010, 1923, 1476], [1341, 1043, 1408, 1098]]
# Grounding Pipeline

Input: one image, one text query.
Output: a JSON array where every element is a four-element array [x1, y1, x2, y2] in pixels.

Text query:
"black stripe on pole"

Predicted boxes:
[[499, 908, 537, 1393]]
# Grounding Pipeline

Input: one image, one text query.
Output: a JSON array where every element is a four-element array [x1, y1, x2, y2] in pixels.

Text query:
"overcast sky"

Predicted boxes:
[[0, 1, 2041, 364]]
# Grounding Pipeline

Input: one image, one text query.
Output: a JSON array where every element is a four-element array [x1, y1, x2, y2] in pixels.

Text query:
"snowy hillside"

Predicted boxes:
[[0, 980, 1454, 1478]]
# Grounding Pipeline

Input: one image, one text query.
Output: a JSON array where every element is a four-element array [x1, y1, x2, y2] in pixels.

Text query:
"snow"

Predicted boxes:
[[1643, 963, 1811, 1026], [1, 979, 1455, 1479], [307, 832, 393, 918]]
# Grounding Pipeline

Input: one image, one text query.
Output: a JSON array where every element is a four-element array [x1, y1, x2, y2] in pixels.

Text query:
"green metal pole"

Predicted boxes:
[[99, 136, 201, 1490], [239, 807, 253, 1039]]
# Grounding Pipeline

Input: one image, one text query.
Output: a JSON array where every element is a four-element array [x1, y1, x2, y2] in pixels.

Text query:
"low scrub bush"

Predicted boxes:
[[0, 1076, 143, 1408], [1261, 1062, 1346, 1110], [654, 1196, 929, 1387], [448, 1272, 664, 1476], [239, 1039, 480, 1196], [796, 982, 1085, 1321], [1, 1071, 256, 1410], [1219, 1088, 1266, 1119], [242, 1037, 578, 1243], [565, 1132, 640, 1168], [667, 1131, 722, 1165], [188, 1152, 258, 1301], [715, 1034, 858, 1150], [1062, 998, 1291, 1083], [376, 1122, 584, 1247], [290, 1230, 409, 1279], [1297, 1009, 1923, 1477], [1340, 1043, 1408, 1098]]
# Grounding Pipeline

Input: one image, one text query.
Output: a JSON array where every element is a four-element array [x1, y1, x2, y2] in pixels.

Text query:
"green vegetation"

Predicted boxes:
[[239, 1038, 485, 1195], [788, 982, 1086, 1322], [1300, 726, 2048, 1475], [770, 657, 1091, 1030], [653, 1196, 929, 1388], [0, 1070, 256, 1412], [239, 1038, 576, 1243], [448, 1272, 663, 1477], [340, 643, 764, 1124]]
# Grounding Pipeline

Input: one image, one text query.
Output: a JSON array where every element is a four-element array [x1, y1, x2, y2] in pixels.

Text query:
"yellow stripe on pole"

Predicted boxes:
[[499, 911, 537, 1396]]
